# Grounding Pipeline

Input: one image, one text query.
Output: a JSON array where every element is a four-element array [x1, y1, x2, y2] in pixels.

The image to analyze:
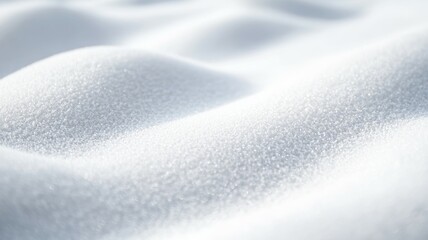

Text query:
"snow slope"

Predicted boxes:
[[0, 0, 427, 240], [0, 47, 249, 154]]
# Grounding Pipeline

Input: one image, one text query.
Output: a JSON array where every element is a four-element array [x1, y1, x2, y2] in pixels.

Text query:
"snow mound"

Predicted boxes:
[[0, 47, 250, 154], [5, 28, 421, 240], [82, 28, 428, 204]]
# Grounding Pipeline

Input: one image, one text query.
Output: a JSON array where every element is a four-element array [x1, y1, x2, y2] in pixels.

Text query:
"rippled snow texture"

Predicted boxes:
[[0, 0, 427, 240]]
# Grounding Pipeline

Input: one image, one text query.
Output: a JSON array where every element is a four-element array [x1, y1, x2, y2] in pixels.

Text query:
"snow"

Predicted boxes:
[[0, 47, 249, 154], [0, 0, 427, 240]]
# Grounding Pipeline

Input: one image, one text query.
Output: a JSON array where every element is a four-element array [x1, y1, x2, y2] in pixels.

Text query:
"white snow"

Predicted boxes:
[[0, 0, 427, 240]]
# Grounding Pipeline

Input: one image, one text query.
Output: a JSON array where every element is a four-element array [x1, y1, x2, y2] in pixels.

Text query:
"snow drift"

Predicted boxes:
[[0, 0, 427, 240]]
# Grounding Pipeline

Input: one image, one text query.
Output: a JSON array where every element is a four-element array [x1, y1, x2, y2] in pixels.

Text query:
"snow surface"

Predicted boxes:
[[0, 0, 427, 240]]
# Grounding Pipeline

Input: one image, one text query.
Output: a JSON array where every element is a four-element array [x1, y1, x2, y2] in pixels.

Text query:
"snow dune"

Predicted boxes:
[[0, 47, 249, 154], [0, 0, 427, 240]]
